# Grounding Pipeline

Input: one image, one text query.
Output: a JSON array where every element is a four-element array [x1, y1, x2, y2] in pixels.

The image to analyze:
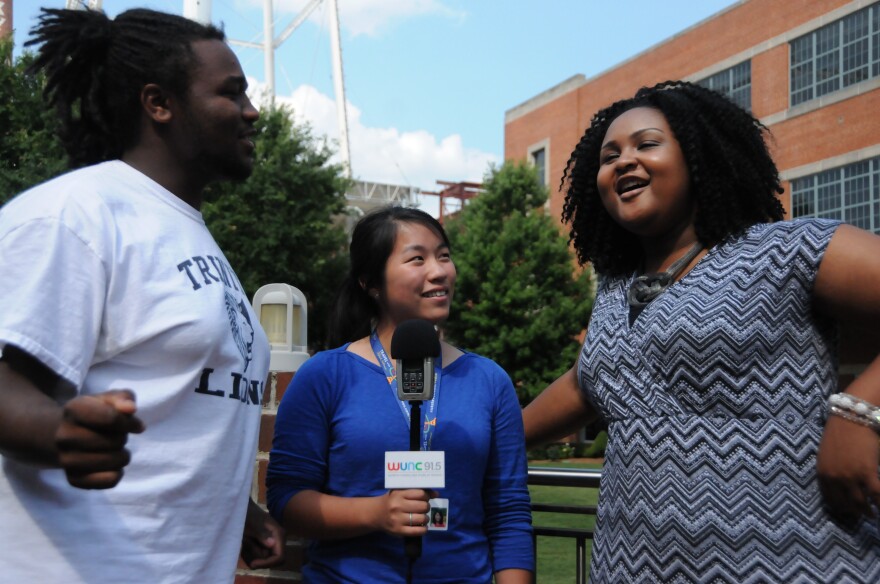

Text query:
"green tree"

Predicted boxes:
[[203, 106, 350, 350], [0, 38, 67, 205], [444, 161, 594, 405]]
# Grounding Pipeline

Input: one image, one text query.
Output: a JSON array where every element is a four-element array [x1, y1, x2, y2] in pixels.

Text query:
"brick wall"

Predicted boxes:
[[771, 91, 880, 170], [0, 0, 11, 41], [234, 370, 306, 583]]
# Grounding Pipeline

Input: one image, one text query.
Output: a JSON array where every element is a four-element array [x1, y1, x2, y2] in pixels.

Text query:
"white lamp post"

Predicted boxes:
[[252, 283, 310, 372]]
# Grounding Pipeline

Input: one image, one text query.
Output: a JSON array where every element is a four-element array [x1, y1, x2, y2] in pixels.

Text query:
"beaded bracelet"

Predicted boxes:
[[828, 393, 880, 432]]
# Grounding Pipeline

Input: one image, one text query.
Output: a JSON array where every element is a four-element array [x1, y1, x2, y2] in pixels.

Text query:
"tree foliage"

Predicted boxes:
[[203, 106, 350, 350], [0, 39, 67, 205], [444, 161, 594, 405]]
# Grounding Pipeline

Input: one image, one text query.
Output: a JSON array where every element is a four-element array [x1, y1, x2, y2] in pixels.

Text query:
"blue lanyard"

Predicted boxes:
[[370, 330, 441, 452]]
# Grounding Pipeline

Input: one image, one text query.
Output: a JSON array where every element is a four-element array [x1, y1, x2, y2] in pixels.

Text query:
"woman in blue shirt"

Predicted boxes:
[[267, 206, 534, 583]]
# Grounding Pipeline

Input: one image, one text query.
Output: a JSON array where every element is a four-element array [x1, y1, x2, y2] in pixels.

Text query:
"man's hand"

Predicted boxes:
[[55, 389, 145, 489], [241, 498, 286, 569]]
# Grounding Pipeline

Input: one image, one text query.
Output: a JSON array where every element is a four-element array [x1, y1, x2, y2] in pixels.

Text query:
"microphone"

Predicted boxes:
[[390, 319, 440, 568], [390, 319, 440, 402]]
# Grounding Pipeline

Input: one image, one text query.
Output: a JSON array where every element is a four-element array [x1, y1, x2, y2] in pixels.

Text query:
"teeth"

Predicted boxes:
[[423, 291, 446, 298], [619, 178, 647, 193]]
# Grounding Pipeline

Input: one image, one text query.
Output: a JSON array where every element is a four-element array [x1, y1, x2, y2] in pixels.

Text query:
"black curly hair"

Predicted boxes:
[[25, 8, 225, 168], [561, 80, 785, 277]]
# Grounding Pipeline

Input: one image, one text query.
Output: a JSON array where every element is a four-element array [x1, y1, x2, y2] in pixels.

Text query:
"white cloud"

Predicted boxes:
[[249, 80, 498, 217], [242, 0, 465, 38]]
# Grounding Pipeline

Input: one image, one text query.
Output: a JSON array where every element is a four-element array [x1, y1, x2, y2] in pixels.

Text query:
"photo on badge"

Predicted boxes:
[[427, 498, 449, 531]]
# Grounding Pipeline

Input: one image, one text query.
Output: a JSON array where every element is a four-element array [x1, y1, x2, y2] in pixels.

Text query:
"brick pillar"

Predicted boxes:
[[0, 0, 11, 42], [235, 370, 306, 583]]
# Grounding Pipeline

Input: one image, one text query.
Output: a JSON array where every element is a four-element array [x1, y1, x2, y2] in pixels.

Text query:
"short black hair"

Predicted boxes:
[[327, 206, 450, 347], [561, 80, 785, 277], [26, 7, 225, 168]]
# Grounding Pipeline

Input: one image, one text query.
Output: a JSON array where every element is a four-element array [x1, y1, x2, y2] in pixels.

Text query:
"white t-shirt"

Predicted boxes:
[[0, 161, 270, 583]]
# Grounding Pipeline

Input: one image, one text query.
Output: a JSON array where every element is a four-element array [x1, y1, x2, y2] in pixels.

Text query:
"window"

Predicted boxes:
[[698, 60, 751, 111], [791, 157, 880, 233], [531, 147, 546, 187], [790, 2, 880, 106]]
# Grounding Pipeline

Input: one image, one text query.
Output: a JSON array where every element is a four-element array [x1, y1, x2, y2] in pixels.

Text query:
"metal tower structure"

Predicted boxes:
[[183, 0, 415, 212], [190, 0, 351, 178], [65, 0, 102, 9], [183, 0, 210, 24], [421, 181, 482, 224]]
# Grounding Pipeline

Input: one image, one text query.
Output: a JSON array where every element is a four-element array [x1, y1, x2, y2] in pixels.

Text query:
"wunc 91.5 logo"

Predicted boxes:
[[384, 451, 446, 489], [387, 459, 443, 472]]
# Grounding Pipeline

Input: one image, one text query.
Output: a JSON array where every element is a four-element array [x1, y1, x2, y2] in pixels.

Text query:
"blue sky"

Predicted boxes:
[[13, 0, 739, 215]]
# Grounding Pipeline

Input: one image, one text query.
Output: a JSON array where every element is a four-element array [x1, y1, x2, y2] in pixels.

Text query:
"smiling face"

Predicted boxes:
[[374, 221, 456, 330], [596, 106, 693, 240], [174, 39, 260, 182]]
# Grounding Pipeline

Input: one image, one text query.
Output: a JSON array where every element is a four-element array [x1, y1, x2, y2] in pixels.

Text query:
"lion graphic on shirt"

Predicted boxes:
[[225, 290, 255, 372]]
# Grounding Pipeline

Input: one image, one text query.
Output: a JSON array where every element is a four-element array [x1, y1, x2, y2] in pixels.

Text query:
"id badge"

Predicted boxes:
[[427, 498, 449, 531]]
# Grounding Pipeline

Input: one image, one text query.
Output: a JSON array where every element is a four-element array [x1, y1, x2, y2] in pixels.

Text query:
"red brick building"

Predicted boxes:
[[505, 0, 880, 236]]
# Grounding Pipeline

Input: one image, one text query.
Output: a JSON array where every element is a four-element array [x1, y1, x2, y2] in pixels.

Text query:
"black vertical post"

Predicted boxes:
[[405, 400, 423, 581]]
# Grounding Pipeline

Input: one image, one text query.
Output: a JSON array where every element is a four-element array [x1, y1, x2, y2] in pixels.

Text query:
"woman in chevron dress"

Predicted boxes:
[[524, 81, 880, 583]]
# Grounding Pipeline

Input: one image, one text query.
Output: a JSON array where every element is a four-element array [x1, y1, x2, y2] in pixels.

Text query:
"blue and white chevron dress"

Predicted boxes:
[[579, 219, 880, 583]]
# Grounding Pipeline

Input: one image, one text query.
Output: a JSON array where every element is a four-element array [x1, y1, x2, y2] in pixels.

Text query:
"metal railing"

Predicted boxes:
[[528, 467, 602, 584]]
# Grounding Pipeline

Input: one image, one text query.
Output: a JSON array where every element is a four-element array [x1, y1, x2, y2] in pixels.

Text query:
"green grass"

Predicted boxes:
[[528, 461, 602, 583]]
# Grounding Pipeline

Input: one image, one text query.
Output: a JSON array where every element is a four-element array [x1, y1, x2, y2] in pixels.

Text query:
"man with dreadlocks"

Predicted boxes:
[[0, 7, 284, 582]]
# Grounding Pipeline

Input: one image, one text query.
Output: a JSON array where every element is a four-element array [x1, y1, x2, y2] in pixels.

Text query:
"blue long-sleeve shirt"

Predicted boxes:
[[267, 345, 534, 583]]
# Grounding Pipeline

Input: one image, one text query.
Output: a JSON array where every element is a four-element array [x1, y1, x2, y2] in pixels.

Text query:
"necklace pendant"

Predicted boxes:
[[626, 242, 704, 308]]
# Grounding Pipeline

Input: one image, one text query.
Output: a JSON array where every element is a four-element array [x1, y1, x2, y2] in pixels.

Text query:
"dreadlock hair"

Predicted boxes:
[[560, 80, 786, 277], [326, 206, 451, 348], [25, 8, 225, 168]]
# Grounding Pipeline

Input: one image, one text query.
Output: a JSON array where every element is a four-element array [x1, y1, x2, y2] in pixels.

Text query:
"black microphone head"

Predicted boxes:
[[390, 319, 440, 359]]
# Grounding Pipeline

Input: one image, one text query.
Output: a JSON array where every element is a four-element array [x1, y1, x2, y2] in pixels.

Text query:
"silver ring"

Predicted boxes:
[[409, 512, 413, 526]]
